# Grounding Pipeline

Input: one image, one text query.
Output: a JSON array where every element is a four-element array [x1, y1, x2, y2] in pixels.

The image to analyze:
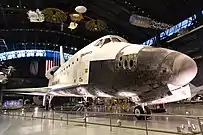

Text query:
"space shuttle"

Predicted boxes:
[[5, 35, 198, 117]]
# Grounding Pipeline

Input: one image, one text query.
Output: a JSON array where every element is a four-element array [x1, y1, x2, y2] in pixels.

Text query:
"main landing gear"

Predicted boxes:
[[43, 95, 54, 111], [134, 105, 151, 120]]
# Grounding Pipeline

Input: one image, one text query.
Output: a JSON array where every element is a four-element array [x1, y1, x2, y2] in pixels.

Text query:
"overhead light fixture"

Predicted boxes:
[[75, 6, 87, 14]]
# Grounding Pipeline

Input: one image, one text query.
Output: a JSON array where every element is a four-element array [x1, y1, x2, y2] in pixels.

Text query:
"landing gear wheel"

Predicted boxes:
[[134, 105, 151, 120], [134, 105, 144, 120]]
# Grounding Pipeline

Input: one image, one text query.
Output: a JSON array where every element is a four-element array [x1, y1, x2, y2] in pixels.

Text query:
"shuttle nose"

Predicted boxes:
[[169, 54, 197, 86], [115, 46, 197, 87]]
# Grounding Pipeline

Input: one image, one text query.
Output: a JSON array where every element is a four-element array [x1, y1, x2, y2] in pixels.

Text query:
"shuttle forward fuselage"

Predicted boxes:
[[46, 35, 197, 103]]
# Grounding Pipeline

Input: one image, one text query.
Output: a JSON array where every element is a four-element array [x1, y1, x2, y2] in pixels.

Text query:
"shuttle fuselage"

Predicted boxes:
[[46, 35, 197, 103]]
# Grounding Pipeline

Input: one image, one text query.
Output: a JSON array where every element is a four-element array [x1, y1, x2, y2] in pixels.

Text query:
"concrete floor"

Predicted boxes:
[[1, 104, 203, 135], [0, 115, 177, 135]]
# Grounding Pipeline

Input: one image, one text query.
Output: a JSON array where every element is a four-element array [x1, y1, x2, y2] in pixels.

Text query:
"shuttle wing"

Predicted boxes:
[[3, 83, 89, 97], [148, 84, 191, 105], [4, 87, 49, 93], [148, 83, 203, 105], [17, 92, 47, 96]]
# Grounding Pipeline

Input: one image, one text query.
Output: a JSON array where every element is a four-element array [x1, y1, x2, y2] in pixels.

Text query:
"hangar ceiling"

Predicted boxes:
[[0, 0, 202, 53]]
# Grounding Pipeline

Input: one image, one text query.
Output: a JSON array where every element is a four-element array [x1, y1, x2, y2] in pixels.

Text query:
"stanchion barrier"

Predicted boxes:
[[109, 115, 112, 131], [1, 109, 203, 135], [84, 115, 87, 127], [144, 116, 149, 135], [52, 111, 54, 123], [24, 110, 27, 118], [41, 111, 43, 123], [66, 113, 68, 125]]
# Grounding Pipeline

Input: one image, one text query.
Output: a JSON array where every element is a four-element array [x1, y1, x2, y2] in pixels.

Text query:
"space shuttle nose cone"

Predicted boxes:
[[169, 54, 197, 86]]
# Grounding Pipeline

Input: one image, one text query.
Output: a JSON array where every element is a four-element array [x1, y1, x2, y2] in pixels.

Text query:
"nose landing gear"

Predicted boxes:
[[43, 95, 54, 111], [134, 105, 151, 120]]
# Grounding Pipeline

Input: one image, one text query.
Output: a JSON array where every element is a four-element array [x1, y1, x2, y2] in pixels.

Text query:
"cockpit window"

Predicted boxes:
[[95, 38, 111, 47], [112, 37, 121, 42], [103, 38, 111, 44], [94, 39, 103, 46]]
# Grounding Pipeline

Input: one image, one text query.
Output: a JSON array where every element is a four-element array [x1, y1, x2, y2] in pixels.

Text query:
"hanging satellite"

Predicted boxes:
[[129, 14, 171, 30], [42, 8, 67, 23], [85, 19, 107, 32], [70, 13, 84, 22], [68, 22, 78, 30], [27, 9, 44, 22], [0, 64, 15, 84], [75, 6, 87, 14]]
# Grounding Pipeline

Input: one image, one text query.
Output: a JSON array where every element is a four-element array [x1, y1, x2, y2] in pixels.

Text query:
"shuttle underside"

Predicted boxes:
[[88, 59, 170, 102]]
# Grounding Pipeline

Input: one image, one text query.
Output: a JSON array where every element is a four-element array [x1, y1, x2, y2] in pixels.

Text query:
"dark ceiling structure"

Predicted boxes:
[[0, 0, 202, 53]]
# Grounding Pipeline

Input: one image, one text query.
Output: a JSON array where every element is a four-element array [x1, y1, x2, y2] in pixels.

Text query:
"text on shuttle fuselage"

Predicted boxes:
[[81, 51, 92, 57]]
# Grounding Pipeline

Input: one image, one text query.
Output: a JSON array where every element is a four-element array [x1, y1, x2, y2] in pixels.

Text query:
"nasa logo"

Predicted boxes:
[[30, 61, 38, 75]]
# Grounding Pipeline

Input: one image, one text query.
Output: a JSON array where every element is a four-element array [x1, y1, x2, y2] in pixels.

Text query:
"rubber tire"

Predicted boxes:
[[134, 105, 152, 120], [134, 105, 145, 120]]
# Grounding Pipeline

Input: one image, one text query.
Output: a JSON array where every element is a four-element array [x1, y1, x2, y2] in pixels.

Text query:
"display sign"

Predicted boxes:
[[3, 100, 23, 107], [0, 50, 72, 61]]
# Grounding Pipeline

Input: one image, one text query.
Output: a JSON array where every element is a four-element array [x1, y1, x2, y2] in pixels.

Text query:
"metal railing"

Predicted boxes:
[[1, 108, 203, 135]]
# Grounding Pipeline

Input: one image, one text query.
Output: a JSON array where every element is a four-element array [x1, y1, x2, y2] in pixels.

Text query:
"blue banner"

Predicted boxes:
[[0, 50, 73, 61]]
